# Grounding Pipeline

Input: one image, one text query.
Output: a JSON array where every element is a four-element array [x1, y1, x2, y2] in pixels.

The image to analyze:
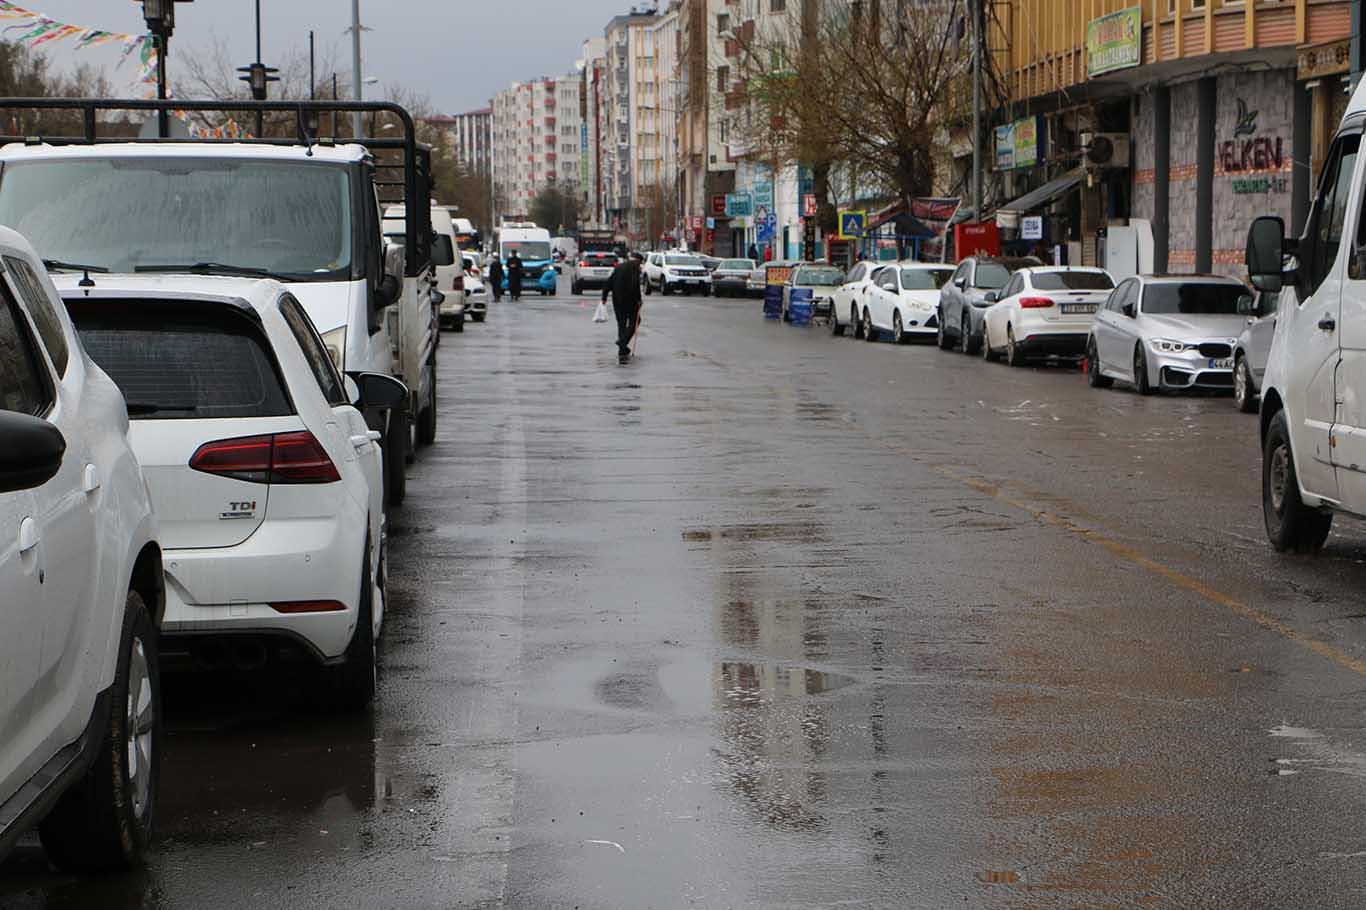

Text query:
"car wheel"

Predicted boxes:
[[643, 280, 652, 296], [702, 286, 711, 297], [385, 408, 407, 509], [453, 313, 464, 333], [1263, 409, 1332, 553], [472, 312, 485, 323], [1133, 344, 1153, 395], [831, 308, 845, 336], [416, 368, 437, 447], [1234, 356, 1257, 413], [852, 305, 865, 339], [893, 311, 907, 345], [936, 309, 951, 349], [39, 590, 160, 872], [863, 308, 878, 342], [571, 281, 581, 294], [1087, 337, 1113, 388], [959, 314, 976, 355], [982, 323, 998, 361], [323, 538, 377, 711], [1006, 326, 1024, 367]]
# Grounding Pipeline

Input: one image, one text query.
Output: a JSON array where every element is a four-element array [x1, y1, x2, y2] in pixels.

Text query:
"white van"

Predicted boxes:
[[386, 204, 465, 331], [1246, 77, 1366, 552]]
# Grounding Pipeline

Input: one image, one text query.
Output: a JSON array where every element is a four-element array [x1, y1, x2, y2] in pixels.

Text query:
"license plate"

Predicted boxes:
[[1060, 303, 1097, 314], [1208, 358, 1233, 369]]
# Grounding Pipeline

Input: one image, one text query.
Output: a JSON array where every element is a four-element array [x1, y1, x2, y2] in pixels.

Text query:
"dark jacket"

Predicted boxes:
[[603, 258, 642, 306], [506, 254, 523, 292], [487, 257, 503, 284]]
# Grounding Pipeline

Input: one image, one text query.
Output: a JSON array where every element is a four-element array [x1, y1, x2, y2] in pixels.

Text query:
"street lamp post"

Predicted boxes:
[[136, 0, 192, 138], [236, 0, 278, 136]]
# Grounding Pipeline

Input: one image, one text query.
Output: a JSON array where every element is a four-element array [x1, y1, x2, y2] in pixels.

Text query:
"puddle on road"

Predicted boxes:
[[683, 522, 825, 543], [714, 661, 854, 709]]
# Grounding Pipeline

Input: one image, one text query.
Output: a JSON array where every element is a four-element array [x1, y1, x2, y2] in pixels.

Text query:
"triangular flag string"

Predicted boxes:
[[0, 2, 157, 94]]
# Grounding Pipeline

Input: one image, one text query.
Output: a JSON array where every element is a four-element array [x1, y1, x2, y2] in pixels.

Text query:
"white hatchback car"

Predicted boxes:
[[982, 267, 1115, 365], [862, 261, 956, 343], [0, 228, 163, 871], [830, 260, 882, 337], [59, 275, 404, 710]]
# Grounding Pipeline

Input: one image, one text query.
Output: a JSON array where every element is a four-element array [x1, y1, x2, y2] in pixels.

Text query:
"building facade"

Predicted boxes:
[[491, 75, 584, 225], [995, 0, 1356, 277], [424, 107, 492, 176]]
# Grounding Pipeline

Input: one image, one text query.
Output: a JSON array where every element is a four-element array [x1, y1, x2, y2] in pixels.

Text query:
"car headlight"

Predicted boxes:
[[321, 326, 347, 370], [1149, 337, 1190, 354]]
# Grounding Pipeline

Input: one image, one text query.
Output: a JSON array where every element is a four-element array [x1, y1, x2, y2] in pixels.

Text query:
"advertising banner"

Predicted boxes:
[[1087, 6, 1142, 77], [995, 122, 1015, 170], [910, 197, 961, 262], [788, 288, 813, 325], [996, 117, 1040, 170]]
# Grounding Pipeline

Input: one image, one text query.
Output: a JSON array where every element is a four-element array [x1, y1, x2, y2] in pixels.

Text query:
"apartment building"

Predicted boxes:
[[424, 108, 492, 176], [677, 0, 739, 254], [580, 37, 608, 226], [992, 0, 1357, 276], [602, 8, 666, 240], [491, 74, 584, 225]]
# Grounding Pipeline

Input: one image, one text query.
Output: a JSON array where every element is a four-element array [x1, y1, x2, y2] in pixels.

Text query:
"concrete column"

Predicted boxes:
[[1153, 85, 1171, 273], [1292, 80, 1313, 237], [1195, 77, 1216, 273]]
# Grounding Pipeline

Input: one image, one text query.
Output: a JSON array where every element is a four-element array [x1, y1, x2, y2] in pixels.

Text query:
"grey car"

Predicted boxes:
[[1233, 290, 1279, 413], [712, 258, 757, 298], [1087, 274, 1252, 394], [937, 256, 1040, 354]]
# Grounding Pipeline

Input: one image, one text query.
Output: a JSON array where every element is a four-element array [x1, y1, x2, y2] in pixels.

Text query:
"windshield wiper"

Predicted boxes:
[[126, 402, 198, 415], [134, 262, 290, 281], [42, 259, 110, 274]]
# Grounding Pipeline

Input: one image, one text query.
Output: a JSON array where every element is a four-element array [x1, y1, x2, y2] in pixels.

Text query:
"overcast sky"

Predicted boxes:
[[34, 0, 631, 112]]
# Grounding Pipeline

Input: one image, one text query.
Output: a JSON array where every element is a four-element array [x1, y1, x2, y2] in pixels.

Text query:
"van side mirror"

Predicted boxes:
[[0, 411, 65, 493], [1246, 216, 1286, 293], [345, 371, 408, 411], [376, 274, 401, 308]]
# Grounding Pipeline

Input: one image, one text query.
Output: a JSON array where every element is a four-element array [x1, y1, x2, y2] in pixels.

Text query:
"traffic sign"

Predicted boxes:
[[838, 210, 866, 240], [756, 206, 777, 243]]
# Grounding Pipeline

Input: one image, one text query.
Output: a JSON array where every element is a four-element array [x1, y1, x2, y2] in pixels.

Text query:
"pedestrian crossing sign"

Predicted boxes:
[[838, 210, 866, 240]]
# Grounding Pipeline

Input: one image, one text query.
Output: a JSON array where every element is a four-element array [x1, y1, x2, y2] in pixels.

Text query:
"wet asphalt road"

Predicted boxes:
[[11, 289, 1366, 908]]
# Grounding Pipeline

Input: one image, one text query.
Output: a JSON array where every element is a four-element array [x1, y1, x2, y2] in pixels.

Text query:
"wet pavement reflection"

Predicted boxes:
[[11, 292, 1366, 907]]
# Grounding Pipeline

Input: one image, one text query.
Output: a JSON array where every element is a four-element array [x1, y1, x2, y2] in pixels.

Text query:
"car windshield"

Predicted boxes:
[[1142, 282, 1248, 315], [0, 157, 353, 281], [974, 264, 1013, 288], [666, 255, 702, 266], [720, 259, 755, 270], [794, 266, 845, 286], [504, 241, 551, 260], [1032, 271, 1114, 291], [901, 268, 953, 290]]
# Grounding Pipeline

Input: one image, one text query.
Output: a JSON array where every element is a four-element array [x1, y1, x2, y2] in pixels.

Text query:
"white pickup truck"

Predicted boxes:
[[0, 98, 439, 509], [1246, 77, 1366, 553]]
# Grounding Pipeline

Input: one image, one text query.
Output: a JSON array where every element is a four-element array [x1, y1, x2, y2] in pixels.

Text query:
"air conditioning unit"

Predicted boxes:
[[1081, 132, 1130, 170]]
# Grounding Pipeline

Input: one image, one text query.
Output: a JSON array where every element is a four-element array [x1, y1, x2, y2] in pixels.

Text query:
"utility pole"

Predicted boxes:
[[970, 0, 982, 223], [350, 0, 363, 138], [137, 0, 193, 138], [309, 30, 316, 100]]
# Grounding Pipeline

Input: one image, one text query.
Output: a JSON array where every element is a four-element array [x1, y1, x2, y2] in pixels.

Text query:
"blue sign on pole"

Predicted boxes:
[[756, 206, 777, 244], [839, 211, 866, 238]]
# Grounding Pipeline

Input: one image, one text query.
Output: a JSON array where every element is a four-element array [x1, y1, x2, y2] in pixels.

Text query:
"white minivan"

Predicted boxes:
[[1246, 77, 1366, 552]]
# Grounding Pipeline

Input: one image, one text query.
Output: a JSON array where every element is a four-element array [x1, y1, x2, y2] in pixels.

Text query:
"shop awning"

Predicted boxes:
[[865, 206, 937, 238], [996, 169, 1085, 216]]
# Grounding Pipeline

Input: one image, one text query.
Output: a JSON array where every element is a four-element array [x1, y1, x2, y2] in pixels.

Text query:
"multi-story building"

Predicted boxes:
[[602, 8, 663, 241], [579, 37, 608, 227], [423, 107, 492, 176], [491, 74, 584, 226], [993, 0, 1357, 277], [677, 0, 739, 255], [635, 4, 681, 245]]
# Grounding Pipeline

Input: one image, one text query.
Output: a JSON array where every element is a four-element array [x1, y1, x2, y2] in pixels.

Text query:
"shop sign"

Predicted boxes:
[[1298, 38, 1351, 81], [725, 192, 752, 217], [1218, 99, 1285, 177], [753, 181, 774, 212], [995, 117, 1040, 170], [705, 217, 716, 230], [1232, 176, 1289, 195], [1021, 215, 1044, 240], [1087, 6, 1142, 77], [802, 218, 817, 261], [803, 194, 818, 217], [711, 194, 727, 216]]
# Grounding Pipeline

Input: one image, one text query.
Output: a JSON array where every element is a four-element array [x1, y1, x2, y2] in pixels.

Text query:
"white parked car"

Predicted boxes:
[[862, 261, 955, 343], [461, 252, 488, 322], [1244, 78, 1366, 552], [0, 227, 163, 871], [1086, 274, 1250, 394], [982, 267, 1115, 365], [642, 252, 712, 296], [1232, 291, 1277, 414], [59, 274, 404, 709], [830, 260, 883, 337]]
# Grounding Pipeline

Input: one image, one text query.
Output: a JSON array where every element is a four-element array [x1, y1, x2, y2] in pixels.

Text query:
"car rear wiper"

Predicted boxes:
[[134, 262, 290, 281], [125, 402, 198, 415], [42, 259, 110, 273]]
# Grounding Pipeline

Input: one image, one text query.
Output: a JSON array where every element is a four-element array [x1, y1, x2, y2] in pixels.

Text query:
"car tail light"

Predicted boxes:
[[270, 600, 346, 614], [578, 260, 589, 267], [190, 431, 340, 484], [453, 273, 465, 291], [1020, 296, 1055, 308]]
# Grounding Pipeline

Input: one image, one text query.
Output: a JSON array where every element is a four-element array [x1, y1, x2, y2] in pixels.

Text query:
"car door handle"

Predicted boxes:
[[18, 517, 38, 554], [1319, 315, 1336, 332], [82, 464, 101, 494], [351, 431, 382, 448]]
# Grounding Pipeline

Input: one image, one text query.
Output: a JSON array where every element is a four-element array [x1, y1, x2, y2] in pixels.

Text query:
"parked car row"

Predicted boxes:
[[0, 97, 466, 873]]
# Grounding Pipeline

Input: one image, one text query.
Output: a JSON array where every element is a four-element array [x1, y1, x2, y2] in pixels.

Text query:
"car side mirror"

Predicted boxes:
[[430, 289, 446, 306], [0, 411, 65, 493], [983, 291, 1000, 303], [376, 273, 401, 309], [345, 371, 408, 411], [1121, 302, 1136, 318], [1236, 294, 1256, 316], [955, 277, 967, 289], [1246, 215, 1287, 294]]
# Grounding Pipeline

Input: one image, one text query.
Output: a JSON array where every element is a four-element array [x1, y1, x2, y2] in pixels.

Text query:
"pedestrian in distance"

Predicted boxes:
[[603, 251, 643, 365], [747, 243, 759, 261], [507, 250, 523, 301], [487, 254, 504, 303]]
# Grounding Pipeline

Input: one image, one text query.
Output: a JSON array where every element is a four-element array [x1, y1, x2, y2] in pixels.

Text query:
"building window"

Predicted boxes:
[[769, 0, 786, 10], [717, 65, 729, 93], [717, 13, 729, 34]]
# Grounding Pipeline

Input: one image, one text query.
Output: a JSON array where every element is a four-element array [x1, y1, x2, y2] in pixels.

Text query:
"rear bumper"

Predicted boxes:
[[1016, 331, 1088, 356], [574, 275, 613, 289], [159, 513, 365, 661]]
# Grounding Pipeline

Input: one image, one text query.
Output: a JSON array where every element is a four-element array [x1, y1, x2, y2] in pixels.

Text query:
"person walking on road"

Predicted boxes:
[[487, 254, 504, 303], [603, 252, 643, 364], [507, 251, 524, 301]]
